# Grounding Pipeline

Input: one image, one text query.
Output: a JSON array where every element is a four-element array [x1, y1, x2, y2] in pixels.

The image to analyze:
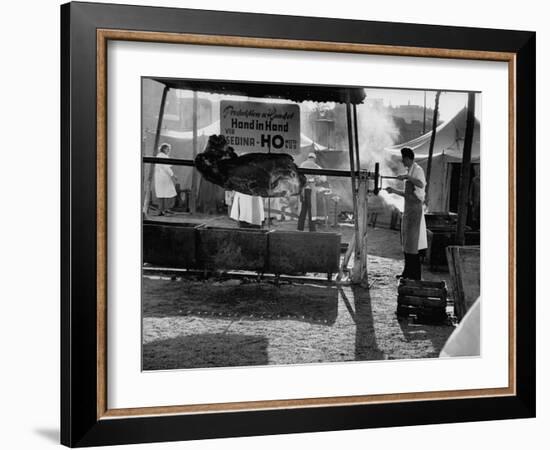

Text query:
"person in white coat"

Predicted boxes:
[[154, 143, 177, 216]]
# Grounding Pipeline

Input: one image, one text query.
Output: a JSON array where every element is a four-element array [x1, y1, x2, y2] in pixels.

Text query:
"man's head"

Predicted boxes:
[[159, 143, 171, 155], [400, 147, 415, 168], [307, 152, 316, 160]]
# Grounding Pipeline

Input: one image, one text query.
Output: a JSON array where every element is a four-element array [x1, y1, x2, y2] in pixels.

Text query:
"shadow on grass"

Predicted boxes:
[[143, 333, 269, 370], [143, 279, 339, 325], [397, 318, 455, 357], [354, 286, 387, 361], [340, 285, 386, 361]]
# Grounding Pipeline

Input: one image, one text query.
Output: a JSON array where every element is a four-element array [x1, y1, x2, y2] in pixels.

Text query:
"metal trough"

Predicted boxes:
[[144, 221, 341, 279], [268, 230, 340, 277], [197, 226, 269, 272], [142, 220, 202, 269]]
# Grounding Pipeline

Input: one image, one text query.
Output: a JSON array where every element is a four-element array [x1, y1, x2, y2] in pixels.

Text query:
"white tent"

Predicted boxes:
[[385, 107, 480, 212]]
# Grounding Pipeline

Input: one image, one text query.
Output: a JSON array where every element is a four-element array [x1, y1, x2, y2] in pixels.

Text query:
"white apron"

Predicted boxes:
[[230, 192, 265, 226], [419, 209, 427, 250], [154, 152, 177, 198], [408, 163, 428, 251]]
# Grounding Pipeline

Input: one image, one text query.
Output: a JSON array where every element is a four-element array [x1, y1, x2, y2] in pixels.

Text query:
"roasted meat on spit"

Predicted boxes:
[[195, 134, 306, 197]]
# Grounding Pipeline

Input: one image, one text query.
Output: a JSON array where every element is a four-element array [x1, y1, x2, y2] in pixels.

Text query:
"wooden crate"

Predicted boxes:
[[426, 230, 480, 270], [397, 278, 447, 322], [446, 245, 480, 321]]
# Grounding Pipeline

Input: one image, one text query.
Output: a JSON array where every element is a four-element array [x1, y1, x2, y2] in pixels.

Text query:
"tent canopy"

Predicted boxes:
[[151, 77, 366, 105], [384, 107, 480, 212], [385, 106, 480, 163]]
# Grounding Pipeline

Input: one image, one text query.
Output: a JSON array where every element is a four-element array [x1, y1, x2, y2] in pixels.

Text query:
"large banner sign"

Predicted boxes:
[[220, 101, 300, 153]]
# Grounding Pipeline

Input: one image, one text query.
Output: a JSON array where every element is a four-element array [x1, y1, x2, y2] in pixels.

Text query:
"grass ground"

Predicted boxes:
[[142, 218, 455, 370]]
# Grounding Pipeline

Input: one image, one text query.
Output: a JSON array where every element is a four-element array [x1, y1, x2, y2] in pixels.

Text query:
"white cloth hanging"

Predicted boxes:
[[230, 192, 265, 226]]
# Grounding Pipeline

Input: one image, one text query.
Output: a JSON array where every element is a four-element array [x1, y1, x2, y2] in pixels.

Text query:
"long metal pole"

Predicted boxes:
[[267, 136, 271, 229], [455, 92, 476, 246], [143, 85, 169, 216]]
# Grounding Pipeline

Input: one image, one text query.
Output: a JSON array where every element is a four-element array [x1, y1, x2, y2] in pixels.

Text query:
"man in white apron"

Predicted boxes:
[[154, 143, 177, 216], [386, 147, 427, 280]]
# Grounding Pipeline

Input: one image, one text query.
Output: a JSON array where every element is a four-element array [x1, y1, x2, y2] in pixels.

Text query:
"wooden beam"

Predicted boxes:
[[425, 90, 441, 205], [352, 104, 361, 173], [351, 175, 368, 285], [455, 92, 476, 245], [345, 100, 362, 284], [190, 91, 198, 214], [351, 104, 367, 285], [422, 90, 427, 135]]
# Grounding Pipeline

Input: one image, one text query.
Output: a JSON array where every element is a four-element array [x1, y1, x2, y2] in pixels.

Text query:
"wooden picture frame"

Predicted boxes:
[[61, 1, 535, 446]]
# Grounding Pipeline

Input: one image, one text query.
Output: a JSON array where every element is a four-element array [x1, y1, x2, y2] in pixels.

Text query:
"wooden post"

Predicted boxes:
[[351, 175, 368, 285], [142, 85, 169, 216], [422, 91, 427, 135], [455, 92, 476, 246], [351, 104, 367, 285], [190, 91, 198, 214], [353, 104, 361, 173], [425, 90, 441, 205], [345, 100, 360, 278]]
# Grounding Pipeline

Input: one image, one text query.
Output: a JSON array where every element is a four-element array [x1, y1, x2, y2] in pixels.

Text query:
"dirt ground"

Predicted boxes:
[[142, 217, 456, 370]]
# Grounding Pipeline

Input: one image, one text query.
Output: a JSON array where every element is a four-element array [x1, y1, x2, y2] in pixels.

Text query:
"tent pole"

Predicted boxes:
[[455, 92, 476, 246], [190, 91, 198, 214], [425, 90, 441, 207], [143, 85, 169, 217], [422, 90, 427, 135]]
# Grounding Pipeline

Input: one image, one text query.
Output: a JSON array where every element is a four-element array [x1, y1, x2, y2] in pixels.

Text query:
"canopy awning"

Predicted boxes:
[[151, 77, 366, 105], [384, 107, 480, 163]]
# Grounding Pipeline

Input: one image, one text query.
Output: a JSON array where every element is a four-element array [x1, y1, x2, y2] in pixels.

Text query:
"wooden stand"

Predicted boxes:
[[397, 278, 447, 322], [351, 176, 368, 286]]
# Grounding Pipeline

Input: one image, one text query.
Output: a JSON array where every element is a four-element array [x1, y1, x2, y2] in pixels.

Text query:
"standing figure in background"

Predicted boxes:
[[154, 143, 177, 216], [386, 147, 427, 280], [298, 152, 326, 231]]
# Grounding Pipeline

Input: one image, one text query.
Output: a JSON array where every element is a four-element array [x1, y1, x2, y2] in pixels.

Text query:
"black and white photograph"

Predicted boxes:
[[0, 0, 543, 448], [141, 78, 482, 371]]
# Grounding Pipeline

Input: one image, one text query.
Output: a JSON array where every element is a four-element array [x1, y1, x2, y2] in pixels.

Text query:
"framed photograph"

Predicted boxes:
[[61, 1, 535, 447]]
